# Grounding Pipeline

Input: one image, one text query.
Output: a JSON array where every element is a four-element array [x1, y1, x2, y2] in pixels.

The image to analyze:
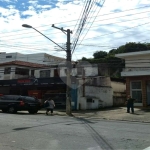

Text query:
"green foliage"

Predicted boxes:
[[93, 51, 107, 59], [114, 42, 149, 54], [79, 42, 150, 78], [81, 57, 87, 61]]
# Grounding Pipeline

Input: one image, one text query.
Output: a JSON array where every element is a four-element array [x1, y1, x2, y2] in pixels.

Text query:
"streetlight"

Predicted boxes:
[[22, 24, 72, 115], [22, 24, 65, 51]]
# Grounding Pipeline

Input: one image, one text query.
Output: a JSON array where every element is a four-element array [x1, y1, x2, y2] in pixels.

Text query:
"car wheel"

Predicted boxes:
[[8, 106, 17, 114], [2, 108, 7, 113]]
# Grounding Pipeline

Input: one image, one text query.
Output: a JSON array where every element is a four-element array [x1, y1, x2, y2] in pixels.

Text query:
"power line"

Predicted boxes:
[[71, 0, 96, 52], [90, 29, 150, 46], [0, 43, 56, 51], [82, 21, 150, 41], [24, 5, 150, 28], [0, 4, 149, 36], [0, 27, 150, 54], [1, 7, 150, 42], [72, 0, 87, 33], [72, 0, 106, 54], [72, 0, 97, 40], [2, 9, 150, 42]]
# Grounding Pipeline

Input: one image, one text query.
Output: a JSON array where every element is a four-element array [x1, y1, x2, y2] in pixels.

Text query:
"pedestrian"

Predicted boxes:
[[44, 98, 55, 115], [125, 95, 136, 114]]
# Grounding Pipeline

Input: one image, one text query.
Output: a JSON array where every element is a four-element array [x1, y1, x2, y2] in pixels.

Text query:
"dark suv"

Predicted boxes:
[[0, 95, 41, 114]]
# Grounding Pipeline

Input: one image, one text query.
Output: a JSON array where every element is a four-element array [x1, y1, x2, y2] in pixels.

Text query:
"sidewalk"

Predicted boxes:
[[44, 107, 150, 123]]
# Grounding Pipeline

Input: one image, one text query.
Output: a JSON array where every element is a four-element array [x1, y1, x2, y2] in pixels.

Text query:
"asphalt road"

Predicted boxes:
[[0, 111, 150, 150]]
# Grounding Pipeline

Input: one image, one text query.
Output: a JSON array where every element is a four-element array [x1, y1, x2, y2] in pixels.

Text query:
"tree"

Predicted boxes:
[[115, 42, 149, 54], [93, 51, 107, 59], [81, 57, 87, 61]]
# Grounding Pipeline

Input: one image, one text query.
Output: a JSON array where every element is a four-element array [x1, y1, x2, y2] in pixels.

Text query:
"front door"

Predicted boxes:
[[147, 82, 150, 106]]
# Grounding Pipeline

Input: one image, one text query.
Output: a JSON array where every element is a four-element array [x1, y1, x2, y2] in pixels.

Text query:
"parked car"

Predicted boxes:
[[0, 95, 41, 114]]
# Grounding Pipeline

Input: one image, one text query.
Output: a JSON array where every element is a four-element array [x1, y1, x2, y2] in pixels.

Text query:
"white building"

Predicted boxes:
[[0, 60, 46, 80], [0, 52, 66, 65]]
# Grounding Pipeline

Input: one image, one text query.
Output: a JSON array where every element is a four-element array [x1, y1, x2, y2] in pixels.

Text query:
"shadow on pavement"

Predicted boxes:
[[0, 110, 44, 115]]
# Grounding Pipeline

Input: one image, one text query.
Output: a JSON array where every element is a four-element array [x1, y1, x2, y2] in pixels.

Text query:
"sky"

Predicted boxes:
[[0, 0, 150, 61]]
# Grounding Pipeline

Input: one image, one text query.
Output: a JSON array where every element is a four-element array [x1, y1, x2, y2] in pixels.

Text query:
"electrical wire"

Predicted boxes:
[[71, 0, 103, 53], [72, 0, 106, 54], [1, 8, 150, 41], [81, 21, 150, 41], [6, 4, 149, 34], [72, 0, 87, 33]]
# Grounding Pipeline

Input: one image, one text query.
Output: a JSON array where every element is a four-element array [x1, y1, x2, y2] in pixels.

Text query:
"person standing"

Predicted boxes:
[[44, 98, 55, 115], [126, 95, 135, 114]]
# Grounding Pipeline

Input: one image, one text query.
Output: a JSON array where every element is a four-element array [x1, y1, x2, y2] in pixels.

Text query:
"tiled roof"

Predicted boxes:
[[0, 61, 46, 68]]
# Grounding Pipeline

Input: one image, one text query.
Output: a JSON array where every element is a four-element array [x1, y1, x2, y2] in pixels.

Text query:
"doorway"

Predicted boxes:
[[147, 82, 150, 106]]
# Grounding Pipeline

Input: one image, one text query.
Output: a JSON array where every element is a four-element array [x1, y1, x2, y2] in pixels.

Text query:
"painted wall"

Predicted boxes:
[[0, 65, 36, 80], [77, 85, 113, 110], [117, 52, 150, 77], [85, 86, 113, 107], [84, 66, 98, 76], [111, 81, 126, 93]]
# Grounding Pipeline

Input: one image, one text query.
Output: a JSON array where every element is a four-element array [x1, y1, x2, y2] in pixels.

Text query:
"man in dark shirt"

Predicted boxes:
[[126, 95, 136, 113]]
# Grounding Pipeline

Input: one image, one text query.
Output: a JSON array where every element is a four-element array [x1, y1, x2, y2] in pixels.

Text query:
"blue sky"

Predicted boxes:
[[0, 0, 150, 60]]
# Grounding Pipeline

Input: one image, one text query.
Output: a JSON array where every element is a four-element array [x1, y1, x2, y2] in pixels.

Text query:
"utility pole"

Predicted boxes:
[[82, 68, 85, 97], [52, 24, 72, 115]]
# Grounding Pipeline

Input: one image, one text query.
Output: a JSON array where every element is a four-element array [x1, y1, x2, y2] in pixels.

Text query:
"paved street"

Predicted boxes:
[[0, 111, 150, 150]]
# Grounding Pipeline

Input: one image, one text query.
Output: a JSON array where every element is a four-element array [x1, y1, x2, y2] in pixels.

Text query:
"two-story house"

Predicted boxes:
[[116, 50, 150, 107]]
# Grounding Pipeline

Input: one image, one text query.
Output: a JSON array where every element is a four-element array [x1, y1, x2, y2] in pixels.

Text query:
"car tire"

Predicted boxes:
[[8, 106, 17, 114], [2, 108, 7, 113]]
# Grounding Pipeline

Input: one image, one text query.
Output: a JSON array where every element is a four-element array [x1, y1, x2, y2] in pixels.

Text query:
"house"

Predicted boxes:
[[0, 52, 66, 65], [76, 76, 113, 110], [0, 52, 126, 110], [0, 60, 45, 80], [115, 50, 150, 107], [0, 60, 69, 108]]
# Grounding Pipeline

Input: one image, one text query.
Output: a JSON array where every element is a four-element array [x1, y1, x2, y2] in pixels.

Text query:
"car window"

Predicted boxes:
[[25, 96, 36, 102], [5, 95, 20, 100], [0, 96, 5, 100]]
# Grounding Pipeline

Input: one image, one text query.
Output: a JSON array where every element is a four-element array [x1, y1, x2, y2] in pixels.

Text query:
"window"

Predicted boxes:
[[4, 67, 11, 74], [31, 70, 34, 76], [6, 56, 12, 58], [15, 68, 29, 75], [77, 67, 83, 75], [25, 96, 36, 102], [131, 81, 142, 103], [87, 98, 92, 103], [54, 69, 59, 77], [40, 70, 50, 78], [64, 69, 67, 74]]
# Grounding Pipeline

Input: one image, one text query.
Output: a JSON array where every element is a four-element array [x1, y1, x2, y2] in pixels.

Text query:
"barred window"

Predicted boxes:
[[4, 67, 11, 74]]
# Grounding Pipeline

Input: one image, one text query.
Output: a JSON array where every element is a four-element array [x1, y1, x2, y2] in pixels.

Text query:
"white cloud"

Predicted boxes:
[[0, 0, 11, 2], [0, 0, 149, 60], [7, 5, 15, 9], [36, 5, 52, 9]]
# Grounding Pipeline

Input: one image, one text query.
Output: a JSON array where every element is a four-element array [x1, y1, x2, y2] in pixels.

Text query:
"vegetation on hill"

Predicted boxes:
[[80, 42, 150, 78]]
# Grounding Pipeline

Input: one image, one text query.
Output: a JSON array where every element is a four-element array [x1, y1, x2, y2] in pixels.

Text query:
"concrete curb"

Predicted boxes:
[[74, 116, 150, 123], [21, 110, 150, 123]]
